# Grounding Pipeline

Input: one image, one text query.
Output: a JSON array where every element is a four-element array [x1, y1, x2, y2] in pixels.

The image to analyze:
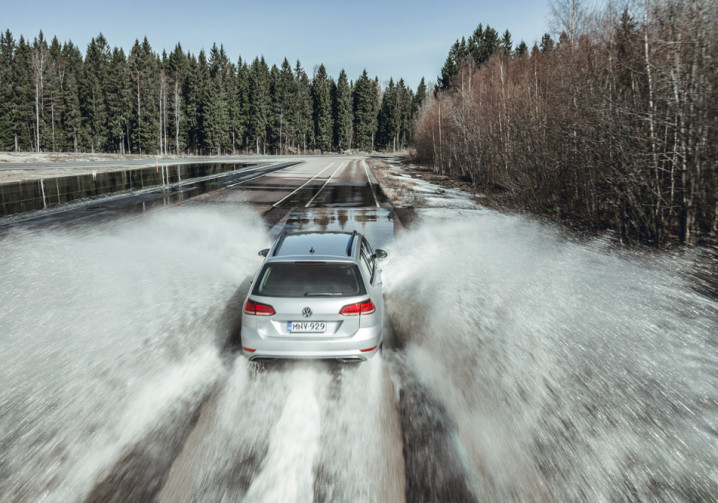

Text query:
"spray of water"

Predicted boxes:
[[156, 355, 404, 503], [4, 192, 714, 502], [383, 209, 718, 501], [0, 206, 269, 502], [243, 366, 325, 502]]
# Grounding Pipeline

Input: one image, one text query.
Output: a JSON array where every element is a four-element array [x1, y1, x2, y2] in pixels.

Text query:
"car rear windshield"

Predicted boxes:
[[253, 262, 367, 298]]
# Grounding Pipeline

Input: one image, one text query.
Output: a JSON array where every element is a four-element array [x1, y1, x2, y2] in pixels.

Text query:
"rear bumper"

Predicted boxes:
[[241, 325, 381, 361]]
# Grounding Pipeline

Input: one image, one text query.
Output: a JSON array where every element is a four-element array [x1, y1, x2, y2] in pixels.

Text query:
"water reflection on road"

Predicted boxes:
[[277, 207, 394, 250]]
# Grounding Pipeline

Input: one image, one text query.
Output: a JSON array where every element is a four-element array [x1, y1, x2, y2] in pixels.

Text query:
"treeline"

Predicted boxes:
[[414, 0, 717, 246], [0, 30, 426, 155]]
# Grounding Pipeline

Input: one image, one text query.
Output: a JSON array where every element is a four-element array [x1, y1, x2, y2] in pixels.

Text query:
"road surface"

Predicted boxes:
[[1, 155, 716, 502]]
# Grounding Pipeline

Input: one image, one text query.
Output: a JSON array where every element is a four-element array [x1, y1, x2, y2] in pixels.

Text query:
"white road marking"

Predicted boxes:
[[272, 162, 336, 207], [304, 161, 347, 208], [362, 160, 380, 208]]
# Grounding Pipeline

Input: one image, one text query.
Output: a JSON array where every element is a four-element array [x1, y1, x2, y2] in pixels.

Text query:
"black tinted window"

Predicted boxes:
[[253, 262, 367, 297], [360, 239, 375, 282]]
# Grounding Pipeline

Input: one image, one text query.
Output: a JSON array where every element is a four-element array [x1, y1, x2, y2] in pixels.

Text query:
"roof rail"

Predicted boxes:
[[346, 230, 357, 256], [272, 230, 288, 256]]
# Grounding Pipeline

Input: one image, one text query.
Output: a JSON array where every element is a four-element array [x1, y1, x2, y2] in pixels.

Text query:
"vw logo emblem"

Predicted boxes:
[[302, 307, 312, 318]]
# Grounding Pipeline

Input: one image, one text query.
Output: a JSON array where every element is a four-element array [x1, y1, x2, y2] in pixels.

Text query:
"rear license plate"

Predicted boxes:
[[288, 321, 327, 333]]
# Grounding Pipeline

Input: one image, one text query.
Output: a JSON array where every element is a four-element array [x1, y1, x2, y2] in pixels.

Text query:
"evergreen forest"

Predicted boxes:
[[0, 31, 426, 155], [414, 0, 717, 246]]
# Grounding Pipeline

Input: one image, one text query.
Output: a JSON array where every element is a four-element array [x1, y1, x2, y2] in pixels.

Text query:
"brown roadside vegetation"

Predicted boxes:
[[412, 1, 717, 247]]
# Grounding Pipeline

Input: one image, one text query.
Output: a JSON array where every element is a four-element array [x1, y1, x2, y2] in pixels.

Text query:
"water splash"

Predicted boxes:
[[383, 210, 718, 501], [156, 357, 404, 503], [0, 206, 269, 502], [243, 367, 325, 502]]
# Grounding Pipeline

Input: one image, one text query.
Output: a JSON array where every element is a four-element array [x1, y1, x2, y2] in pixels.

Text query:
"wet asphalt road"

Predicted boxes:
[[1, 156, 470, 502]]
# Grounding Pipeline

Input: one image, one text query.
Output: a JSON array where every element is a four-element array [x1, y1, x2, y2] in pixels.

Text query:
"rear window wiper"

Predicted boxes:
[[304, 292, 343, 297]]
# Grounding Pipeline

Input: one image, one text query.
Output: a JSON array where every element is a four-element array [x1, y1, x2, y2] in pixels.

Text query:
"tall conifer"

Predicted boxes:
[[292, 61, 313, 153], [248, 56, 270, 154], [353, 70, 379, 151], [60, 41, 83, 152], [81, 34, 111, 152], [0, 30, 16, 150], [11, 36, 34, 151], [312, 64, 332, 152], [333, 69, 353, 151], [105, 48, 131, 152]]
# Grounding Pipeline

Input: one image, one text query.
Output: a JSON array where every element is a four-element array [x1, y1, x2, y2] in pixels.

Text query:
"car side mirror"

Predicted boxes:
[[374, 249, 387, 259], [258, 249, 269, 257]]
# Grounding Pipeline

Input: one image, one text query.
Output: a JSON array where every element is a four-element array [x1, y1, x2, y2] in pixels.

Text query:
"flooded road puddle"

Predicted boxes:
[[0, 162, 304, 234], [272, 207, 395, 250], [0, 163, 257, 218], [276, 182, 384, 208]]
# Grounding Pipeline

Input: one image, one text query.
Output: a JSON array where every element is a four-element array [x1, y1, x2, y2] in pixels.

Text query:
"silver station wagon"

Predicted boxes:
[[241, 231, 387, 362]]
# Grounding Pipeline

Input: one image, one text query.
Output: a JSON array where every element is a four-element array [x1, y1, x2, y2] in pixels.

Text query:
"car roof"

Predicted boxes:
[[269, 231, 359, 261]]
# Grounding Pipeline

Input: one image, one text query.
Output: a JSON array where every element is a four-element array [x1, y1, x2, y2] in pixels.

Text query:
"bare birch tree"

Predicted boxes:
[[549, 0, 589, 44], [413, 0, 717, 245]]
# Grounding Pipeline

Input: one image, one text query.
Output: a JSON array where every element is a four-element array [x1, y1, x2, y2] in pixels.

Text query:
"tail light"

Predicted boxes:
[[244, 299, 276, 316], [339, 299, 376, 316]]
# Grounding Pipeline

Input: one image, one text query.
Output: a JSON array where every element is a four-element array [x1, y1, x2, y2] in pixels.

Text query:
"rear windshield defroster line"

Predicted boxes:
[[253, 262, 367, 298]]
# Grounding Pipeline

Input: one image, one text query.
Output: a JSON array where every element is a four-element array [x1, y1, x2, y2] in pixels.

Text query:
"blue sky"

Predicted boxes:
[[3, 0, 556, 89]]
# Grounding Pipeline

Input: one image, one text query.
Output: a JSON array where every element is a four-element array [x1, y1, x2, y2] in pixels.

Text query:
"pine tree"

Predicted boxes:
[[128, 38, 159, 153], [60, 41, 83, 152], [515, 41, 529, 57], [46, 36, 64, 152], [248, 56, 270, 154], [11, 36, 34, 151], [333, 69, 353, 152], [158, 51, 169, 155], [194, 50, 210, 154], [412, 77, 426, 118], [353, 70, 378, 151], [183, 53, 203, 153], [167, 44, 188, 154], [614, 7, 639, 91], [439, 38, 467, 89], [500, 29, 513, 55], [407, 77, 427, 146], [397, 79, 413, 149], [81, 34, 111, 152], [439, 24, 511, 90], [540, 33, 555, 52], [378, 78, 398, 150], [233, 57, 250, 153], [271, 58, 295, 154], [292, 60, 313, 153], [106, 48, 131, 153], [468, 24, 500, 67], [204, 43, 232, 155], [0, 30, 16, 150], [312, 64, 332, 152], [31, 32, 50, 152]]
